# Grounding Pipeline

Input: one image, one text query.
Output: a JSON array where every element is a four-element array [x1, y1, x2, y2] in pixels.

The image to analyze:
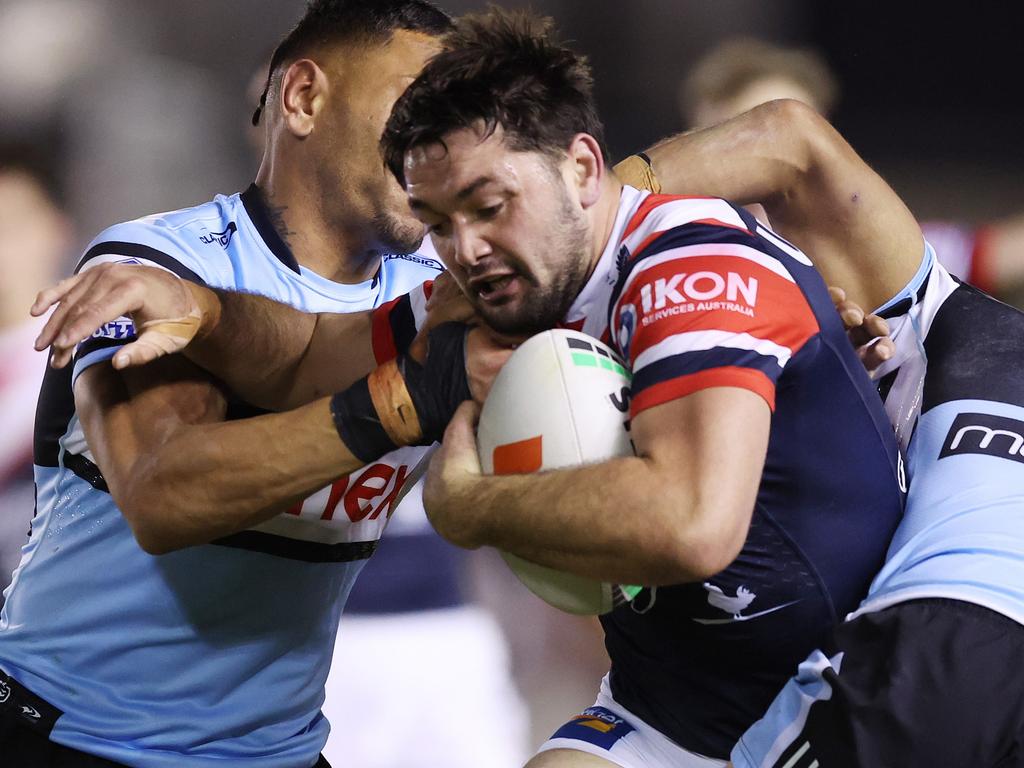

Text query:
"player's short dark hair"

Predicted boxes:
[[252, 0, 453, 126], [380, 9, 610, 187]]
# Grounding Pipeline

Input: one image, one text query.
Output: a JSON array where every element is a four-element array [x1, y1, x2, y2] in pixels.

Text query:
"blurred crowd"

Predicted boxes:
[[0, 1, 1020, 766]]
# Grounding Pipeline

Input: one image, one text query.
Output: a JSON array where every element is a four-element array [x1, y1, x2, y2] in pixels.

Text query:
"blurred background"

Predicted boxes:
[[1, 0, 1022, 764]]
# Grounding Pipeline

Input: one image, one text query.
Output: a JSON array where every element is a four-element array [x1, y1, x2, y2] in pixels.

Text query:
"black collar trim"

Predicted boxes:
[[240, 184, 301, 274]]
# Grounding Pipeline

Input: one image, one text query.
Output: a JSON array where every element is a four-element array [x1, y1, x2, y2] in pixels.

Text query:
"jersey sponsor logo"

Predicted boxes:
[[199, 222, 237, 248], [0, 679, 10, 704], [636, 270, 758, 326], [939, 412, 1024, 464], [288, 462, 410, 524], [550, 706, 636, 750], [90, 318, 135, 340]]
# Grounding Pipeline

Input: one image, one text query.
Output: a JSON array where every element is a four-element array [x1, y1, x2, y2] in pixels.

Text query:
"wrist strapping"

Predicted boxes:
[[331, 322, 471, 463], [614, 153, 662, 194]]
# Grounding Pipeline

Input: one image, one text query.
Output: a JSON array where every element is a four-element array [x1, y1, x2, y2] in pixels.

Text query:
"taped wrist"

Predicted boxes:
[[330, 322, 471, 462], [613, 153, 662, 194], [398, 322, 472, 442]]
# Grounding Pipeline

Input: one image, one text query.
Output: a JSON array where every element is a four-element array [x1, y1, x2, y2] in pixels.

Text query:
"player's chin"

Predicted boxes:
[[477, 299, 557, 338], [375, 212, 427, 255]]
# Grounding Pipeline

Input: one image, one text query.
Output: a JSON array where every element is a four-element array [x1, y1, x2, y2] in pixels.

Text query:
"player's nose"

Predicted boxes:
[[452, 222, 492, 268]]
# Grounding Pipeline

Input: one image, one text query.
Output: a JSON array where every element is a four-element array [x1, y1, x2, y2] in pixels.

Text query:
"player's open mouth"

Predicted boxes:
[[473, 274, 519, 304]]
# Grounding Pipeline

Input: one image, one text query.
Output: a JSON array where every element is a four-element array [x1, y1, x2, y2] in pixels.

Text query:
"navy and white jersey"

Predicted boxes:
[[567, 186, 904, 759], [0, 185, 442, 767], [853, 245, 1024, 624]]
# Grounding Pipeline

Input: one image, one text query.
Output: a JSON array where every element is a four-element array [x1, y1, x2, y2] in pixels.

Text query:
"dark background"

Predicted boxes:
[[2, 0, 1020, 241]]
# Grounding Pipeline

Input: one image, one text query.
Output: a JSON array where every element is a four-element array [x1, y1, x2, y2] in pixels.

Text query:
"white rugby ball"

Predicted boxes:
[[476, 328, 641, 615]]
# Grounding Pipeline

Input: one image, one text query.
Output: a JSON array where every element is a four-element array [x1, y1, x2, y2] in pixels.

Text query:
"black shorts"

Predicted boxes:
[[733, 599, 1024, 768], [0, 671, 333, 768]]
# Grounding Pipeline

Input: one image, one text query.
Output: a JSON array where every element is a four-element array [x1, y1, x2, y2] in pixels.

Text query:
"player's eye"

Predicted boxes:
[[477, 203, 503, 220], [429, 221, 452, 237]]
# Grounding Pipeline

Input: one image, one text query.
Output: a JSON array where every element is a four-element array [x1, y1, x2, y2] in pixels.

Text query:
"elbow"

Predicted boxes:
[[111, 485, 187, 556], [647, 506, 748, 585], [755, 98, 836, 184]]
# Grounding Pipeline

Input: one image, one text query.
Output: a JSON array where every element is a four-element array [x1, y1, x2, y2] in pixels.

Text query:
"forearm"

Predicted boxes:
[[645, 100, 815, 212], [186, 286, 375, 410], [435, 456, 726, 586], [116, 398, 362, 553], [639, 99, 923, 310]]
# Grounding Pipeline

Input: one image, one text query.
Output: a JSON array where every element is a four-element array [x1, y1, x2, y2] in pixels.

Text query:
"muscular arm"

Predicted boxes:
[[76, 358, 367, 554], [629, 99, 925, 311], [424, 388, 769, 586], [185, 287, 376, 410]]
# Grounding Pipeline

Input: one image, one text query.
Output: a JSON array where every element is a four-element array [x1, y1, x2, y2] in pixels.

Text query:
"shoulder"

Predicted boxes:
[[76, 196, 240, 285], [923, 282, 1024, 411]]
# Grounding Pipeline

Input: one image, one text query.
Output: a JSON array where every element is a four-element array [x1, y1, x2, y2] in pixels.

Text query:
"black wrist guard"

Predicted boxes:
[[330, 322, 472, 462], [399, 322, 472, 443]]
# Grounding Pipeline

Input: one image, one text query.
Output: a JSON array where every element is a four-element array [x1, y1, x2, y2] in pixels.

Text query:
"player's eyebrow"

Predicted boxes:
[[455, 175, 497, 200], [407, 175, 500, 215]]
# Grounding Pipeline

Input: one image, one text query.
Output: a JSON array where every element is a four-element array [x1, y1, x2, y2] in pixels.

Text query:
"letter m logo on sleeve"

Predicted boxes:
[[940, 412, 1024, 465]]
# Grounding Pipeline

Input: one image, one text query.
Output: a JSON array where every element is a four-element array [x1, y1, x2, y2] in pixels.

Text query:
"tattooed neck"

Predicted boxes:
[[265, 201, 298, 250]]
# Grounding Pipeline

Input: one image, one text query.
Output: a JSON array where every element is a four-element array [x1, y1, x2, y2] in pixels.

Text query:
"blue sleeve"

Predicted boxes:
[[70, 220, 222, 385]]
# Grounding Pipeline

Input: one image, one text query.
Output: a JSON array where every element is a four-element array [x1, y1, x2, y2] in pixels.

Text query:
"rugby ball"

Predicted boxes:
[[476, 328, 642, 615]]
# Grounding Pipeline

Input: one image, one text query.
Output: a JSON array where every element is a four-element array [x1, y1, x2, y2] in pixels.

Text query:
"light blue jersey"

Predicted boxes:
[[854, 253, 1024, 624], [0, 186, 441, 767], [733, 246, 1024, 767]]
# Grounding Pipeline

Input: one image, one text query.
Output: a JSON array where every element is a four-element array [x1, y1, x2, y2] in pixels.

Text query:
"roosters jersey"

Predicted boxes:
[[853, 247, 1024, 625], [580, 187, 904, 758], [0, 185, 441, 768]]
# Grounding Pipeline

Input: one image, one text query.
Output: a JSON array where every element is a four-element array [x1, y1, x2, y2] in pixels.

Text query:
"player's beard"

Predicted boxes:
[[478, 187, 592, 337]]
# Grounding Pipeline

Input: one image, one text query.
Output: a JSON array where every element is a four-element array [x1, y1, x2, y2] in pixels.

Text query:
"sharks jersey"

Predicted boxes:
[[577, 187, 903, 759], [852, 246, 1024, 624], [0, 185, 442, 768]]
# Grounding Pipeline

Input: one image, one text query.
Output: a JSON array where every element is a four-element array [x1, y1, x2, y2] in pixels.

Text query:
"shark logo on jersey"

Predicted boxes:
[[199, 222, 237, 248], [940, 412, 1024, 464]]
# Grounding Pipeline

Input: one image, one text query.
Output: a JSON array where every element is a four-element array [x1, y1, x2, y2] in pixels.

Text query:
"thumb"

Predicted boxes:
[[443, 400, 481, 446]]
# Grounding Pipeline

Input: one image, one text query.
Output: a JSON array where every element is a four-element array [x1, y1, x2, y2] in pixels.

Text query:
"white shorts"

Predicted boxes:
[[536, 675, 726, 768], [322, 605, 529, 768]]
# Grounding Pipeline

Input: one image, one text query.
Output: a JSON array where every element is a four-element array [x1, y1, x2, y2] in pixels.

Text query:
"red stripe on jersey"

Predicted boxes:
[[968, 225, 995, 294], [617, 255, 819, 367], [371, 296, 402, 364], [422, 280, 434, 301], [621, 193, 722, 241], [631, 367, 777, 416]]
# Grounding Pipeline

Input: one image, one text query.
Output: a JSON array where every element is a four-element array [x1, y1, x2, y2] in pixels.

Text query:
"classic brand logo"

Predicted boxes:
[[939, 412, 1024, 464], [637, 271, 758, 325], [199, 222, 237, 248]]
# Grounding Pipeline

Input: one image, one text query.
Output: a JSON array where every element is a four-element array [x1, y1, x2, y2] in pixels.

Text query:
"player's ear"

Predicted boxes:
[[279, 59, 328, 138], [568, 133, 605, 209]]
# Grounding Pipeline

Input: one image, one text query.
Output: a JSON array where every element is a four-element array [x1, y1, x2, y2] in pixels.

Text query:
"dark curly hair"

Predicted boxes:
[[253, 0, 453, 126], [380, 9, 610, 186]]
